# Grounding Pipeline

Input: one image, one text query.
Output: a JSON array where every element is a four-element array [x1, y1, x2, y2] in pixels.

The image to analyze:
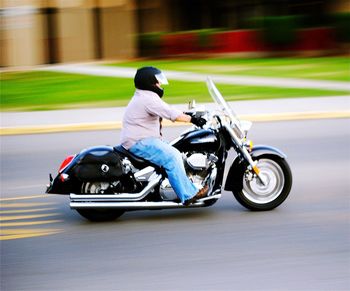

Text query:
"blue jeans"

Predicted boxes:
[[129, 138, 198, 203]]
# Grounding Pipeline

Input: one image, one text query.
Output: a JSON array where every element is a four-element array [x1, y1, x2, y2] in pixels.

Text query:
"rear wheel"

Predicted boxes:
[[232, 155, 292, 211], [75, 182, 124, 222], [76, 208, 124, 222]]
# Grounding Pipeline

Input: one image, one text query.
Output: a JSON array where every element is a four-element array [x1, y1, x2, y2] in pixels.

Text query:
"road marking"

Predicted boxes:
[[1, 111, 349, 135], [0, 219, 63, 227], [1, 213, 60, 221], [0, 207, 56, 214], [0, 195, 48, 201], [0, 202, 56, 208], [0, 195, 64, 240], [0, 122, 122, 135], [1, 228, 63, 240]]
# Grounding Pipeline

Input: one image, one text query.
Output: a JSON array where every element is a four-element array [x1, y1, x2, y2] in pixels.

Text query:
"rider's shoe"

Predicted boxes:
[[184, 185, 209, 206]]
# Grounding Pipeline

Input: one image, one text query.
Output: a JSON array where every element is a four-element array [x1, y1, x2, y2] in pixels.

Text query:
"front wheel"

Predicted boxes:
[[232, 155, 292, 211]]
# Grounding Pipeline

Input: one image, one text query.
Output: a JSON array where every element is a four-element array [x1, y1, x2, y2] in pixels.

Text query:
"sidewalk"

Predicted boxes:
[[40, 64, 350, 91], [1, 96, 349, 135]]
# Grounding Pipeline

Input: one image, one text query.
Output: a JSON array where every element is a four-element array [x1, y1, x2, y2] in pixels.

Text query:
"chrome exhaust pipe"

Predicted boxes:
[[70, 194, 221, 210], [70, 173, 162, 202]]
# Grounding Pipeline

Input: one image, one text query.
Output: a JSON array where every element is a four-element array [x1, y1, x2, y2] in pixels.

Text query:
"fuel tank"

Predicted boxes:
[[173, 129, 220, 152]]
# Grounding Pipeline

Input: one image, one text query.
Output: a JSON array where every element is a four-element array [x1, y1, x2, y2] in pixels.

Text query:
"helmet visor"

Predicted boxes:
[[155, 72, 169, 85]]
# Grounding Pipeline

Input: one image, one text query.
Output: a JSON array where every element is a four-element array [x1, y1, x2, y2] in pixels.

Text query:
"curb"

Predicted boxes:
[[1, 111, 349, 136]]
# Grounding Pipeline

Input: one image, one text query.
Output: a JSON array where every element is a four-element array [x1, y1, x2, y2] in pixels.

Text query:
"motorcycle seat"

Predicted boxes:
[[114, 145, 159, 170]]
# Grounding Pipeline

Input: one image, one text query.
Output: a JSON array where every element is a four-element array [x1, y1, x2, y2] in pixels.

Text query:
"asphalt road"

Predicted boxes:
[[1, 118, 349, 291]]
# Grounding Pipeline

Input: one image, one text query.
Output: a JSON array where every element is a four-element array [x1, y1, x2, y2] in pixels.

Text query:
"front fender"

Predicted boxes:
[[224, 145, 287, 191], [250, 145, 287, 160]]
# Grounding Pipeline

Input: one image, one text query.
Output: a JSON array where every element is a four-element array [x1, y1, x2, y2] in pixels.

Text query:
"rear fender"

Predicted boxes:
[[46, 174, 78, 194], [224, 145, 287, 191], [46, 155, 79, 194]]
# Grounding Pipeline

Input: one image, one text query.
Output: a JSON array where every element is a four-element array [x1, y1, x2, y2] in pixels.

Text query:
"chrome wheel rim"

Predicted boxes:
[[82, 182, 109, 194], [242, 159, 284, 204]]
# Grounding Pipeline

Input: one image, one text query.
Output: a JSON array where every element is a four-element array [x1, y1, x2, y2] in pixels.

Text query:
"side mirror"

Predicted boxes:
[[240, 120, 253, 137]]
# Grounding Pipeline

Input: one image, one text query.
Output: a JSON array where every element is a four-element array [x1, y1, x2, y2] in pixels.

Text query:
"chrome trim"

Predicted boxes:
[[70, 194, 221, 209], [134, 166, 156, 181], [242, 159, 284, 204], [70, 174, 162, 202]]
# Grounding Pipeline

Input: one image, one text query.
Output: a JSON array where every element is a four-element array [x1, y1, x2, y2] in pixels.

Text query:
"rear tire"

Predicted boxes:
[[75, 181, 125, 222], [232, 155, 292, 211], [76, 208, 124, 222]]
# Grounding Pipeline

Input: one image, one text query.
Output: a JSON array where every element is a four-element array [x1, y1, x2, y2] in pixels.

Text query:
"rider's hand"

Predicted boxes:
[[190, 115, 206, 127]]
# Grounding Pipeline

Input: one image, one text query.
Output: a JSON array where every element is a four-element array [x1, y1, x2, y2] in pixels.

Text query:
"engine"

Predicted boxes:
[[160, 152, 218, 201]]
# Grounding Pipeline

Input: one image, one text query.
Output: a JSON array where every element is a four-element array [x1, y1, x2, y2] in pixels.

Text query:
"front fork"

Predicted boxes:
[[240, 146, 266, 186], [224, 123, 266, 186]]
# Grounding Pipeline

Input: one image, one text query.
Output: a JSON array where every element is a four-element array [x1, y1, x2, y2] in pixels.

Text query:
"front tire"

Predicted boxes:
[[232, 155, 292, 211]]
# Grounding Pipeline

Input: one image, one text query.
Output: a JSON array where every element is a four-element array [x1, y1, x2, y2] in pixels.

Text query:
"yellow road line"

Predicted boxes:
[[0, 207, 56, 214], [0, 193, 64, 240], [0, 195, 48, 201], [1, 213, 61, 221], [1, 228, 61, 235], [1, 229, 63, 240], [0, 202, 56, 208], [0, 219, 62, 227], [1, 111, 349, 136], [0, 121, 122, 135]]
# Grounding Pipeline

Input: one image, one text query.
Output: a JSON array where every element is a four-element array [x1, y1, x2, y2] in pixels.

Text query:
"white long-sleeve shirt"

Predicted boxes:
[[120, 89, 182, 149]]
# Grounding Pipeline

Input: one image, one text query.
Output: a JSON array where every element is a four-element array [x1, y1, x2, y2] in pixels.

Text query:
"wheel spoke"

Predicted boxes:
[[77, 182, 124, 221], [242, 159, 285, 204]]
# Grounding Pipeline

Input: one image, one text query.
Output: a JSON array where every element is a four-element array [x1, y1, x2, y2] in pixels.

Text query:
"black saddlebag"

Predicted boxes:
[[74, 150, 123, 181]]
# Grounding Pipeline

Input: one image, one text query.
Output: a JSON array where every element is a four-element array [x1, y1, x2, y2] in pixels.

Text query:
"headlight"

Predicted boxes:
[[240, 120, 253, 137]]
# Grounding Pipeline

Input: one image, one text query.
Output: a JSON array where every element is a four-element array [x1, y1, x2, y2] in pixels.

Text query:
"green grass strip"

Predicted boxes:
[[1, 71, 348, 111]]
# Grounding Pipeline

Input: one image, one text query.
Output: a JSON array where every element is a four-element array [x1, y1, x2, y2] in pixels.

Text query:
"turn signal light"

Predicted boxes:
[[244, 140, 253, 152]]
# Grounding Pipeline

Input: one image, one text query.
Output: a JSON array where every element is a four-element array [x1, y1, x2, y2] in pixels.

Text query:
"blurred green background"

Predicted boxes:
[[0, 1, 349, 112], [1, 57, 349, 111]]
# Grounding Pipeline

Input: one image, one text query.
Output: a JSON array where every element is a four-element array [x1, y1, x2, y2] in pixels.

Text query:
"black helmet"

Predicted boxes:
[[134, 66, 168, 97]]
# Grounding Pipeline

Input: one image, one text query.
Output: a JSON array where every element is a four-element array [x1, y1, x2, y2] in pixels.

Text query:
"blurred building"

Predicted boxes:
[[0, 0, 137, 67], [0, 0, 349, 67]]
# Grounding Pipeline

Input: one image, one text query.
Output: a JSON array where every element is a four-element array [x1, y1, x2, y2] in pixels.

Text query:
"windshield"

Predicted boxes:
[[206, 77, 240, 123]]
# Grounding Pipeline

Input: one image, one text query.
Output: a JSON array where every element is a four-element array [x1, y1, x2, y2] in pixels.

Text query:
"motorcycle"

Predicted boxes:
[[46, 78, 292, 221]]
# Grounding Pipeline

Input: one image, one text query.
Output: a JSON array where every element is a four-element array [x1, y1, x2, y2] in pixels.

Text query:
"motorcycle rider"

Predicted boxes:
[[120, 66, 208, 205]]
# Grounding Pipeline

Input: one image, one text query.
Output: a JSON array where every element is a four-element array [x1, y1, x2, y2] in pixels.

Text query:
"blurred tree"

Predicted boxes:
[[260, 15, 301, 49], [332, 13, 350, 43]]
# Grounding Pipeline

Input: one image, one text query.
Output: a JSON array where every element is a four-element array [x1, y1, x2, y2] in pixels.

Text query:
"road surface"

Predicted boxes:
[[1, 118, 349, 291]]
